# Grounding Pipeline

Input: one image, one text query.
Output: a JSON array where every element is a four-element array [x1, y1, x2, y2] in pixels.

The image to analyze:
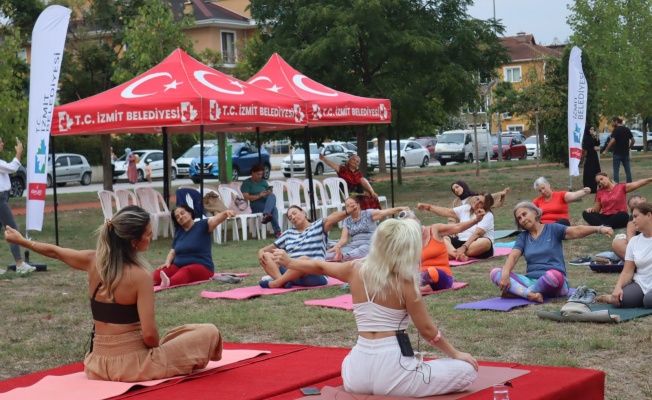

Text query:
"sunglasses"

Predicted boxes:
[[398, 210, 415, 220]]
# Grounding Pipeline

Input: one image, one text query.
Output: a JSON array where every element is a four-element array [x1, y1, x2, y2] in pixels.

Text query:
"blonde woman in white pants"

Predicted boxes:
[[273, 219, 477, 397]]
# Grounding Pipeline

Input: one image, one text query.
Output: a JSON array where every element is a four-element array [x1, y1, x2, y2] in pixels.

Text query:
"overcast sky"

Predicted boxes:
[[467, 0, 574, 45]]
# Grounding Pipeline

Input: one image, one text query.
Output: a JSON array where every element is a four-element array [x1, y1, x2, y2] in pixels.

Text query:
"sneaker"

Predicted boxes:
[[0, 268, 6, 275], [568, 256, 593, 266], [261, 214, 272, 224], [274, 231, 282, 238], [211, 275, 242, 284], [16, 262, 36, 274], [568, 285, 588, 302], [261, 275, 273, 282]]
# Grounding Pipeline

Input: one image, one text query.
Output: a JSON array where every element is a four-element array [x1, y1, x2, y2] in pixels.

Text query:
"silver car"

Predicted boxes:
[[47, 153, 92, 188]]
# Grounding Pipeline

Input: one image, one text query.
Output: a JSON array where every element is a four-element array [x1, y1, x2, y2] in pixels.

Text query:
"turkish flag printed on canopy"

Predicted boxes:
[[51, 49, 307, 136], [248, 53, 391, 126]]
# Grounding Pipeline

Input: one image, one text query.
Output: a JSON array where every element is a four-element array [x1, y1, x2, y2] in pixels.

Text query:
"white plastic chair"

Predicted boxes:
[[114, 189, 139, 210], [323, 177, 349, 227], [218, 186, 263, 241], [269, 180, 290, 231], [362, 177, 387, 209], [301, 179, 332, 219], [97, 190, 120, 221], [135, 187, 173, 240]]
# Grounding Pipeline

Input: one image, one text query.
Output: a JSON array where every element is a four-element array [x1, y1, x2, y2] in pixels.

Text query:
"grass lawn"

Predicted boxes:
[[2, 156, 652, 399]]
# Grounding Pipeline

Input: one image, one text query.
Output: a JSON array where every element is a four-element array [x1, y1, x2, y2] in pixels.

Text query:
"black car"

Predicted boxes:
[[10, 165, 26, 197]]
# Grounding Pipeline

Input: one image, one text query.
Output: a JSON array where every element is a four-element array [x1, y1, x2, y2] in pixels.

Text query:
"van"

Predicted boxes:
[[434, 129, 491, 166]]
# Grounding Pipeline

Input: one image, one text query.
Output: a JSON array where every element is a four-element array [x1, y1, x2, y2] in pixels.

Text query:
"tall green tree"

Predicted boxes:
[[569, 0, 652, 150], [0, 24, 29, 144], [247, 0, 508, 178], [0, 0, 45, 42]]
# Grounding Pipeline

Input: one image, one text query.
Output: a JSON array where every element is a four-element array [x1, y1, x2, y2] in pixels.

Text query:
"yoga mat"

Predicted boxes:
[[0, 349, 269, 400], [304, 282, 470, 311], [449, 247, 511, 266], [455, 290, 575, 312], [494, 229, 518, 239], [537, 304, 652, 323], [154, 273, 250, 292], [201, 277, 345, 300], [494, 241, 515, 248], [589, 263, 624, 273], [296, 366, 529, 400]]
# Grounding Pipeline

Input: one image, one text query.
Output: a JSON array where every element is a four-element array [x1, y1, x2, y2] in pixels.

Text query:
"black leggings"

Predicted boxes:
[[619, 281, 652, 309], [581, 211, 629, 229]]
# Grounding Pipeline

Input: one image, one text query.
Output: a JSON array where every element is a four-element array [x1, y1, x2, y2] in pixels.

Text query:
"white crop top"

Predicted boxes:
[[353, 279, 410, 332]]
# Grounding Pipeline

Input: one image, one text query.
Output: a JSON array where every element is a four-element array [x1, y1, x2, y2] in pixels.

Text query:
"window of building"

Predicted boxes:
[[503, 67, 521, 83], [17, 49, 27, 60], [507, 125, 525, 132], [221, 31, 236, 64]]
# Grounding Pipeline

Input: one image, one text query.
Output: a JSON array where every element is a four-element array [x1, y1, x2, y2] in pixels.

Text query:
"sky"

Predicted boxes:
[[467, 0, 574, 45]]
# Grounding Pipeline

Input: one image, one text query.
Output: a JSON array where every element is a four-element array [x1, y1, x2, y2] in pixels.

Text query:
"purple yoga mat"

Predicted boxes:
[[455, 288, 576, 311]]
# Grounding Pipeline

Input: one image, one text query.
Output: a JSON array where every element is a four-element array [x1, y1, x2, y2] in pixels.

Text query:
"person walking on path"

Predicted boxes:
[[602, 117, 634, 183], [0, 137, 35, 274], [126, 148, 138, 184]]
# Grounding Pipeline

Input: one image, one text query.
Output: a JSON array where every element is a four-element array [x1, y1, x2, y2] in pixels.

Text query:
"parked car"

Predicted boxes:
[[9, 165, 26, 197], [368, 140, 430, 170], [281, 142, 354, 177], [47, 153, 92, 188], [630, 130, 652, 151], [114, 150, 178, 182], [189, 142, 271, 182], [415, 137, 438, 159], [524, 135, 546, 158], [491, 135, 527, 160], [502, 132, 527, 143], [435, 130, 492, 165], [175, 141, 217, 177]]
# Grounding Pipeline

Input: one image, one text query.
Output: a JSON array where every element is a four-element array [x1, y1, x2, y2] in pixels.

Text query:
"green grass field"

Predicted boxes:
[[2, 156, 652, 399]]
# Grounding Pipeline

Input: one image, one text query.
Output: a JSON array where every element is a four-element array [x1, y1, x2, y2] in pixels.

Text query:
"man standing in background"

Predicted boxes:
[[602, 117, 635, 183]]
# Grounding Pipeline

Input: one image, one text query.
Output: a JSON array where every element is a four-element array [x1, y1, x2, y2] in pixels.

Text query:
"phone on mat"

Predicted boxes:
[[300, 387, 321, 395]]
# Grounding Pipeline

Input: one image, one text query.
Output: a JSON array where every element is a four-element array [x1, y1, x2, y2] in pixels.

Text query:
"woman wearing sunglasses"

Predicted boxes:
[[418, 193, 495, 261], [327, 197, 408, 261]]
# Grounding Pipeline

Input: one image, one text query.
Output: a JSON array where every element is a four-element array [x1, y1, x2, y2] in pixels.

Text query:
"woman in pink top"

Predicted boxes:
[[532, 177, 591, 225], [583, 172, 652, 229]]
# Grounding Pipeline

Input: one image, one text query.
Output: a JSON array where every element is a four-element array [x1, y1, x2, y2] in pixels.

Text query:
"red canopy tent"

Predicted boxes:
[[248, 53, 391, 126], [248, 53, 394, 215], [52, 49, 308, 136], [46, 49, 309, 243]]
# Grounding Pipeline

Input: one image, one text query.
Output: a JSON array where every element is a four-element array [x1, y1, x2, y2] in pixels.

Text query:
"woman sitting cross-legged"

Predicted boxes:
[[326, 197, 408, 261], [257, 206, 348, 288], [491, 202, 613, 303], [154, 206, 236, 287], [417, 192, 495, 261], [447, 180, 509, 223], [609, 202, 652, 308], [582, 172, 652, 229], [4, 206, 223, 382], [399, 209, 486, 292], [532, 176, 591, 226], [271, 219, 478, 397]]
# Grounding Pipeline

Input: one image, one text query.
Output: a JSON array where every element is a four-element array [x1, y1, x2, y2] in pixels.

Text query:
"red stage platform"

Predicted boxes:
[[0, 343, 604, 400]]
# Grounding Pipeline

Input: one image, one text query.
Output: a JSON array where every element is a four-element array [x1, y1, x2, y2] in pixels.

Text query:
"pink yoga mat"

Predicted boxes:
[[304, 282, 470, 311], [0, 349, 269, 400], [297, 366, 529, 400], [154, 273, 250, 292], [201, 277, 345, 300], [450, 247, 512, 266]]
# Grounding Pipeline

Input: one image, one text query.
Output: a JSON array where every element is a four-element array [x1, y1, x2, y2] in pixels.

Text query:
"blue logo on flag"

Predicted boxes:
[[34, 139, 47, 174]]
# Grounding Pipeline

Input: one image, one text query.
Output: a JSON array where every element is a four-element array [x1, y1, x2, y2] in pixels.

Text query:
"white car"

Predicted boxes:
[[630, 130, 652, 151], [525, 135, 546, 158], [281, 143, 355, 177], [368, 140, 430, 170], [176, 141, 217, 177], [114, 150, 178, 182]]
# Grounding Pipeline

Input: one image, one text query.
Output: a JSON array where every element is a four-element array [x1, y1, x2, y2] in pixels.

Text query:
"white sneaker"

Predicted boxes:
[[0, 268, 6, 275], [16, 262, 36, 274], [261, 275, 273, 282]]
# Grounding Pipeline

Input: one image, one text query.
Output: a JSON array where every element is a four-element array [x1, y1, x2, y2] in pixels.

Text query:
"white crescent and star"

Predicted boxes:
[[122, 72, 182, 98], [248, 76, 283, 93], [195, 71, 245, 95], [293, 75, 338, 97]]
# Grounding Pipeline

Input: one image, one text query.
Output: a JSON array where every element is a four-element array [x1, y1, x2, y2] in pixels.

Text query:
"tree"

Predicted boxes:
[[247, 0, 508, 179], [0, 24, 29, 144], [0, 0, 45, 42], [569, 0, 652, 150]]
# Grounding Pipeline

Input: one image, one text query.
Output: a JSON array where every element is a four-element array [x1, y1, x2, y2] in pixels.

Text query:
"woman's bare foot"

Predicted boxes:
[[526, 291, 544, 303], [160, 271, 170, 288], [596, 294, 613, 304], [420, 285, 433, 293], [457, 253, 469, 262]]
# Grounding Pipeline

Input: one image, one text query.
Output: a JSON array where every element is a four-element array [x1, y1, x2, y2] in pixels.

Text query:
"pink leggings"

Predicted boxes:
[[153, 264, 214, 286]]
